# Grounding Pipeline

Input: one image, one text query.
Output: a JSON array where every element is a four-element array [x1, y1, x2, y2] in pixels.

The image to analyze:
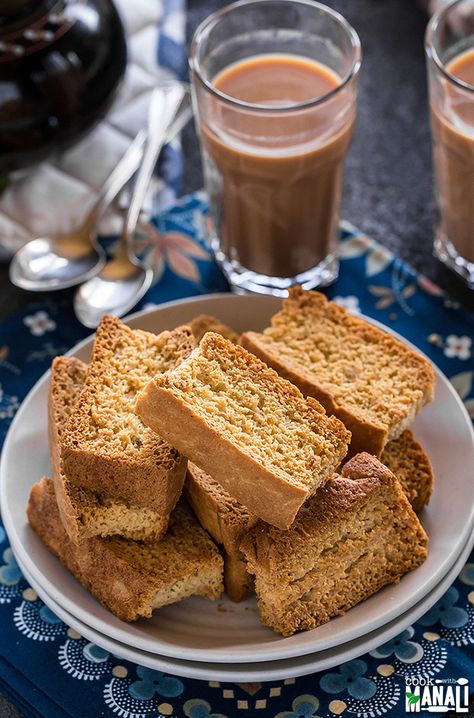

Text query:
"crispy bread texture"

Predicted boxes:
[[240, 287, 435, 457], [186, 463, 258, 601], [380, 430, 434, 511], [49, 356, 169, 543], [136, 332, 350, 529], [189, 315, 238, 344], [240, 453, 428, 636], [61, 316, 194, 511], [28, 479, 223, 622]]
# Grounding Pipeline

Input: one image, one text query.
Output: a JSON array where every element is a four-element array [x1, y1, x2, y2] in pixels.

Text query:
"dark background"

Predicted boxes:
[[0, 0, 472, 715]]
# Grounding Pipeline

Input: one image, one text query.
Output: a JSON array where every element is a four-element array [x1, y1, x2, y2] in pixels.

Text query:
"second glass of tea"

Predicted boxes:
[[426, 0, 474, 288], [190, 0, 361, 295]]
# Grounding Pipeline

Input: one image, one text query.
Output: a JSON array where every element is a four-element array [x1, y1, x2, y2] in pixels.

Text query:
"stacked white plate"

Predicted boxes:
[[2, 295, 474, 682]]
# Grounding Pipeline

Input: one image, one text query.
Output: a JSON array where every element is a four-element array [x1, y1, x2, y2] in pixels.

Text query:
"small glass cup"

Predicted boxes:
[[189, 0, 361, 295], [426, 0, 474, 287]]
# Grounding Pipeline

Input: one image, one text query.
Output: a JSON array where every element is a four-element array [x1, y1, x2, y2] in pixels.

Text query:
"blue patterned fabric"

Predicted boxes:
[[0, 193, 474, 718]]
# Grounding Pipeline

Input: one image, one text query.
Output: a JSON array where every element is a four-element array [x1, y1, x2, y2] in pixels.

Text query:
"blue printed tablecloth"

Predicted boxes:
[[0, 192, 474, 718]]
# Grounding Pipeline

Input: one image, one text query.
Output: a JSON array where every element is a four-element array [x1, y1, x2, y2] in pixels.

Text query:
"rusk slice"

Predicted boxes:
[[186, 428, 434, 601], [61, 316, 194, 512], [240, 453, 428, 636], [186, 463, 258, 601], [189, 315, 238, 344], [136, 332, 351, 530], [49, 356, 169, 544], [28, 479, 223, 622], [240, 287, 436, 457], [380, 430, 434, 511]]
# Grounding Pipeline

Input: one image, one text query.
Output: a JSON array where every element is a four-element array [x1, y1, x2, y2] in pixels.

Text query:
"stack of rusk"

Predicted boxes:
[[137, 288, 434, 636], [27, 316, 224, 621], [28, 288, 435, 636]]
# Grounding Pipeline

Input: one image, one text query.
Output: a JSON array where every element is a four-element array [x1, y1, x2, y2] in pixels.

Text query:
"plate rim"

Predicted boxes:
[[1, 293, 474, 663], [15, 527, 474, 682]]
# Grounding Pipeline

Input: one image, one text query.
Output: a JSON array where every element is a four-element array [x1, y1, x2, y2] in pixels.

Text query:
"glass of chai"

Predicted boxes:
[[189, 0, 361, 295], [426, 0, 474, 287]]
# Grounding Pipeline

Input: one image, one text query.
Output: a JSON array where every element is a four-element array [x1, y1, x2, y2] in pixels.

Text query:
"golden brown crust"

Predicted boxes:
[[189, 315, 238, 344], [61, 317, 194, 511], [224, 553, 255, 603], [48, 356, 87, 488], [186, 465, 225, 544], [185, 463, 258, 602], [380, 430, 434, 511], [27, 479, 224, 622], [241, 453, 428, 635], [138, 384, 307, 529], [62, 447, 186, 514], [185, 463, 259, 551], [136, 333, 350, 530], [240, 287, 436, 458], [49, 356, 169, 543], [340, 451, 398, 483]]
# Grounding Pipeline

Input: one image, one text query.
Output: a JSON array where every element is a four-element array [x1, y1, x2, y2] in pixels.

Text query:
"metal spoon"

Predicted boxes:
[[74, 83, 186, 328], [8, 88, 192, 293], [8, 131, 146, 292]]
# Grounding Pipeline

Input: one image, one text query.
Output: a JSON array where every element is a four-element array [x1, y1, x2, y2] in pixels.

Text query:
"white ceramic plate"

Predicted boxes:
[[2, 294, 474, 665], [15, 529, 474, 682]]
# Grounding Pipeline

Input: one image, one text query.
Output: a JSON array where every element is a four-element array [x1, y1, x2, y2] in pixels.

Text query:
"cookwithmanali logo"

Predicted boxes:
[[405, 676, 470, 713]]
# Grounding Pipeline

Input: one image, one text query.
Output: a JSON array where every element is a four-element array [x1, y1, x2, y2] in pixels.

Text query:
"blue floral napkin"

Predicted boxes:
[[1, 193, 474, 718]]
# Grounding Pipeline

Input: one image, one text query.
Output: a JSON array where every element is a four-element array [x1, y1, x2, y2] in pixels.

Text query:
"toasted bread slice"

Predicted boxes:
[[186, 463, 258, 601], [240, 287, 435, 457], [240, 453, 428, 636], [224, 553, 255, 604], [189, 315, 238, 344], [49, 356, 169, 544], [28, 478, 223, 622], [136, 332, 351, 530], [380, 430, 434, 511], [61, 317, 194, 511]]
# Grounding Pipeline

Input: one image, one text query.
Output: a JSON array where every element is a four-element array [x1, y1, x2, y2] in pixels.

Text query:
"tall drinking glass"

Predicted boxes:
[[426, 0, 474, 287], [190, 0, 361, 295]]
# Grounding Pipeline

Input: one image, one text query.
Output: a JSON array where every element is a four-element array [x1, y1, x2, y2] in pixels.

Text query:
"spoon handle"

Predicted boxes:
[[94, 130, 147, 212], [122, 84, 186, 250], [164, 90, 193, 145], [85, 87, 191, 227]]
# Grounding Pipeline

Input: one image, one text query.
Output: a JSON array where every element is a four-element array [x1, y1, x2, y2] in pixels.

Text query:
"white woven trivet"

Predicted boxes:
[[0, 0, 186, 260]]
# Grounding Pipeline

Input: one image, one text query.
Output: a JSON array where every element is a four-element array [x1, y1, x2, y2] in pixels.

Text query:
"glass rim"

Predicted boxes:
[[425, 0, 474, 93], [189, 0, 361, 112]]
